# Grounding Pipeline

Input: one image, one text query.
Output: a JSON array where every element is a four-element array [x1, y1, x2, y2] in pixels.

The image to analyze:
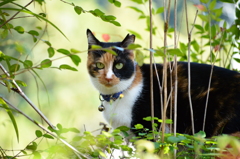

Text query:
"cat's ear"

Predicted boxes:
[[121, 34, 135, 48], [87, 29, 100, 46]]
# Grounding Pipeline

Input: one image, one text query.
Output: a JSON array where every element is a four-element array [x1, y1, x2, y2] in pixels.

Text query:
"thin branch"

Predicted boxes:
[[0, 0, 34, 28], [149, 0, 155, 141], [0, 63, 56, 130], [0, 96, 86, 159], [184, 0, 198, 135]]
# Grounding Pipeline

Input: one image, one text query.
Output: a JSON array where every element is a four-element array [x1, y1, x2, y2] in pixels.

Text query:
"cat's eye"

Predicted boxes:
[[96, 62, 105, 69], [115, 63, 123, 69]]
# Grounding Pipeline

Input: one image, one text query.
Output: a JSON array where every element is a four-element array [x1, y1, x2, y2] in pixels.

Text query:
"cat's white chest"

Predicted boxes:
[[102, 83, 143, 129]]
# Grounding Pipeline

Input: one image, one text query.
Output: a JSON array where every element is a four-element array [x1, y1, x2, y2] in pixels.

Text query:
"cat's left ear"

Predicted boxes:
[[87, 29, 100, 47], [121, 34, 135, 48]]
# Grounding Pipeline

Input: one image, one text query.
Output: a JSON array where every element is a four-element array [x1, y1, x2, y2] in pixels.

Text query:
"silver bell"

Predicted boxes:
[[98, 105, 105, 112]]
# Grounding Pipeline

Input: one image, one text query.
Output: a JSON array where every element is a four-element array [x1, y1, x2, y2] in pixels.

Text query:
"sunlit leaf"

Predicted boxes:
[[70, 55, 81, 66], [59, 64, 78, 71], [43, 134, 54, 139], [134, 124, 144, 129], [26, 142, 37, 151], [135, 50, 144, 66], [127, 29, 142, 39], [14, 26, 24, 34], [0, 98, 19, 142], [28, 30, 39, 36], [15, 80, 27, 87], [23, 60, 33, 68], [1, 29, 8, 39], [40, 59, 52, 68], [10, 64, 20, 72], [57, 49, 70, 55], [128, 6, 144, 14], [70, 48, 81, 53], [35, 130, 43, 137], [48, 47, 55, 58], [156, 7, 164, 14], [127, 43, 141, 49], [74, 6, 83, 15]]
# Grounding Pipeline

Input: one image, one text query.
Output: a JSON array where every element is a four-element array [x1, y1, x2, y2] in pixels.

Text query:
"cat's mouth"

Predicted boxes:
[[103, 81, 114, 87]]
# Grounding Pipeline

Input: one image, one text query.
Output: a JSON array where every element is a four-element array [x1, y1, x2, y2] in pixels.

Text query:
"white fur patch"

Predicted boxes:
[[106, 63, 114, 79], [102, 81, 143, 129]]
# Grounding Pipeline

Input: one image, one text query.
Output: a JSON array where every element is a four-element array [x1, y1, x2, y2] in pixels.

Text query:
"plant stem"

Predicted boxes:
[[148, 0, 155, 141], [0, 63, 56, 130]]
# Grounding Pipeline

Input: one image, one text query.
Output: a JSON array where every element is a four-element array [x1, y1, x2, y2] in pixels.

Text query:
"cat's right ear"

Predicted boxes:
[[87, 29, 100, 47], [121, 34, 135, 48]]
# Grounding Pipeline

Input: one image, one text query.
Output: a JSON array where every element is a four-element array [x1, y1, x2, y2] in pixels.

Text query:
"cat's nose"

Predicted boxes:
[[105, 77, 113, 83]]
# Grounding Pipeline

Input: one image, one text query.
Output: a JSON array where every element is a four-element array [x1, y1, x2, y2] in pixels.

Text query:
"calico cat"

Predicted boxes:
[[86, 29, 240, 138]]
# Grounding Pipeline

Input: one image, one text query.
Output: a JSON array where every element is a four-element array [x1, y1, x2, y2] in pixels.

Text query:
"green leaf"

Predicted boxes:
[[28, 30, 39, 36], [1, 8, 68, 40], [40, 59, 52, 68], [109, 20, 121, 26], [167, 136, 187, 143], [198, 14, 208, 22], [209, 0, 216, 10], [0, 98, 19, 142], [74, 6, 83, 15], [191, 40, 200, 52], [35, 130, 43, 137], [128, 6, 144, 14], [15, 80, 27, 87], [26, 142, 37, 151], [90, 9, 104, 17], [113, 1, 121, 7], [200, 0, 210, 3], [167, 48, 183, 56], [57, 49, 70, 55], [194, 24, 204, 32], [14, 26, 24, 34], [33, 151, 41, 159], [127, 43, 141, 49], [68, 127, 80, 133], [135, 50, 144, 66], [127, 30, 142, 39], [48, 47, 55, 58], [108, 0, 121, 7], [131, 0, 145, 4], [91, 45, 102, 49], [23, 60, 33, 68], [10, 64, 20, 72], [103, 15, 116, 21], [156, 7, 164, 14], [102, 48, 117, 55], [116, 126, 130, 131], [59, 64, 78, 71], [134, 124, 144, 129], [70, 55, 81, 66], [70, 48, 81, 53], [1, 29, 8, 39], [234, 58, 240, 63], [43, 134, 54, 139]]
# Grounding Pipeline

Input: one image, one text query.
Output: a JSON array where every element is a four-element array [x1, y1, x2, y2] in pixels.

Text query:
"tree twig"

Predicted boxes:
[[0, 63, 56, 130], [149, 0, 155, 141], [184, 0, 198, 135], [0, 0, 34, 28], [0, 96, 86, 159]]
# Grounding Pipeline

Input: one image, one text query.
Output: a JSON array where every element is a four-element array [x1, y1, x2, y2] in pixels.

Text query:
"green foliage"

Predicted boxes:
[[0, 0, 239, 158]]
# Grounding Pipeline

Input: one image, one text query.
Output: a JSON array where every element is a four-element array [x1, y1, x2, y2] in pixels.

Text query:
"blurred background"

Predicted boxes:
[[0, 0, 237, 155]]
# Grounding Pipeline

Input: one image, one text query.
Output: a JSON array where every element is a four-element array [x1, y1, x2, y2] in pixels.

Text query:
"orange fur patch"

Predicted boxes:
[[130, 65, 142, 89]]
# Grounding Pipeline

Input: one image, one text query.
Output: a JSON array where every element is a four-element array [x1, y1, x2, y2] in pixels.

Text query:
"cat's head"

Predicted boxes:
[[86, 29, 136, 95]]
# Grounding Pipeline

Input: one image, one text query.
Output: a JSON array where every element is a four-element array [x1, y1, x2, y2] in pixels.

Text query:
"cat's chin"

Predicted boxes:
[[90, 76, 135, 95]]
